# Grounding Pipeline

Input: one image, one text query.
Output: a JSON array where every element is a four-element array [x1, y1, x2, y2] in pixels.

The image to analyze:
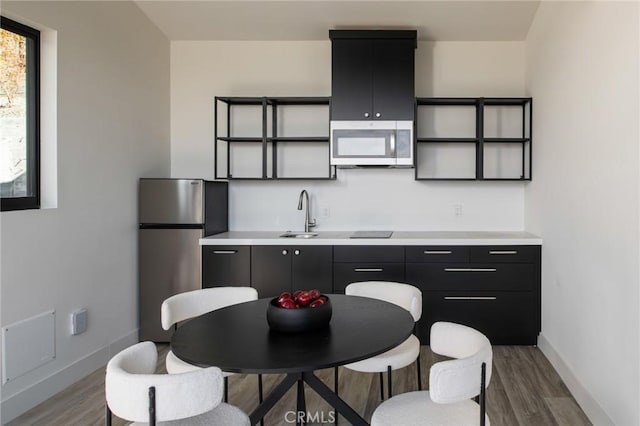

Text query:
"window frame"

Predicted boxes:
[[0, 16, 40, 211]]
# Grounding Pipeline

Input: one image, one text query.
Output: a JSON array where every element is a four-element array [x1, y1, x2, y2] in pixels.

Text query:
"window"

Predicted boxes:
[[1, 17, 40, 211]]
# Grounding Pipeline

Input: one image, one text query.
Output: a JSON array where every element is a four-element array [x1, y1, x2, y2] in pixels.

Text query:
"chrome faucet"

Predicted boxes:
[[297, 189, 317, 232]]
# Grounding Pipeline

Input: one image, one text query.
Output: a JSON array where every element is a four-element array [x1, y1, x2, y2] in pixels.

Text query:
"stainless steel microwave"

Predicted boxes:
[[330, 121, 414, 167]]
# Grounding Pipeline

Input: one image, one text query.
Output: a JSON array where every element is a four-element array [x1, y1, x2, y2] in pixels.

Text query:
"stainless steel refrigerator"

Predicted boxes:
[[138, 178, 228, 342]]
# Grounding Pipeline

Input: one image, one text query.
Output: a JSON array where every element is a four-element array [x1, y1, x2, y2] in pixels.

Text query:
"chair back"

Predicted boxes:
[[161, 286, 258, 330], [345, 281, 422, 322], [428, 322, 493, 404], [105, 341, 223, 423]]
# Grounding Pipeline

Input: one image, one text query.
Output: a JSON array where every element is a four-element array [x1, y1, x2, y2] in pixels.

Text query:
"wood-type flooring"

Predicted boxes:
[[8, 344, 591, 426]]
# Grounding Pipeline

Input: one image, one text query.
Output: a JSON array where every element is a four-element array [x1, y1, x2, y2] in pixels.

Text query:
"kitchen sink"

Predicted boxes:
[[279, 232, 318, 238]]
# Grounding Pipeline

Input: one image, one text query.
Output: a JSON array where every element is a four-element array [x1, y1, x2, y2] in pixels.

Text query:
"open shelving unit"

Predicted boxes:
[[415, 97, 532, 181], [214, 95, 532, 182], [214, 96, 336, 180]]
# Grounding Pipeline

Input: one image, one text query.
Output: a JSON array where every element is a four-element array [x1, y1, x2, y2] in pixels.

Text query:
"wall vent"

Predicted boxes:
[[2, 311, 55, 384]]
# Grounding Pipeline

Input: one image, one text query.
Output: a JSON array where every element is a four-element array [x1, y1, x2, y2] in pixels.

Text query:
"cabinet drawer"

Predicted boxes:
[[418, 291, 538, 345], [333, 246, 404, 263], [333, 263, 405, 293], [202, 246, 251, 287], [469, 246, 540, 263], [405, 246, 468, 263], [407, 263, 535, 291]]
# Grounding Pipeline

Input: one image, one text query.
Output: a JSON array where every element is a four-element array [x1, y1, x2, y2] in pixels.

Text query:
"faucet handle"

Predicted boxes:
[[308, 219, 317, 228]]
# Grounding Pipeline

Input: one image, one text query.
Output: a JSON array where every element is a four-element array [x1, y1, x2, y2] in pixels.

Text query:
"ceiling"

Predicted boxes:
[[134, 0, 541, 41]]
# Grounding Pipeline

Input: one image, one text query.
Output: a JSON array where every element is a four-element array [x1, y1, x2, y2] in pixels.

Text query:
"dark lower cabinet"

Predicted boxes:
[[406, 245, 541, 345], [333, 263, 405, 294], [420, 292, 538, 345], [291, 247, 333, 294], [333, 245, 406, 293], [251, 246, 291, 297], [251, 246, 332, 298], [201, 243, 541, 345], [405, 263, 537, 292], [469, 245, 540, 263], [202, 246, 251, 288]]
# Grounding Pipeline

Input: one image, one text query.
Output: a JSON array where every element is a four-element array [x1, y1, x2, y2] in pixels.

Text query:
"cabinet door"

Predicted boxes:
[[202, 246, 251, 288], [291, 246, 333, 294], [372, 39, 415, 120], [251, 246, 292, 298], [331, 39, 374, 120]]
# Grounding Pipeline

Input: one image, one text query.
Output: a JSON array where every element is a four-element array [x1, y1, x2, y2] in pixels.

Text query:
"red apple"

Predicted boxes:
[[309, 297, 326, 308], [279, 299, 296, 309], [277, 292, 292, 306], [296, 291, 313, 307], [309, 289, 321, 300], [293, 290, 304, 299]]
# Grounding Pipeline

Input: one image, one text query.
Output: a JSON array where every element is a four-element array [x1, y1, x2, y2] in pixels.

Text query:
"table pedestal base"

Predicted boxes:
[[249, 371, 368, 426]]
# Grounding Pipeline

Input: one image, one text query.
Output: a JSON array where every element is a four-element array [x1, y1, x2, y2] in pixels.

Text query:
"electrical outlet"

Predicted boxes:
[[321, 207, 331, 218], [454, 204, 463, 217], [71, 309, 88, 335]]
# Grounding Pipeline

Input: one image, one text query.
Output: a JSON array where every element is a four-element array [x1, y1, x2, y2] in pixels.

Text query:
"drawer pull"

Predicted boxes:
[[354, 268, 383, 272], [489, 250, 518, 255], [444, 296, 497, 301], [444, 268, 497, 272], [423, 250, 452, 255], [212, 250, 237, 254]]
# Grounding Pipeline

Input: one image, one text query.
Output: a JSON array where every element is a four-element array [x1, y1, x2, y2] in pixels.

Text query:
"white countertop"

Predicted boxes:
[[200, 231, 542, 246]]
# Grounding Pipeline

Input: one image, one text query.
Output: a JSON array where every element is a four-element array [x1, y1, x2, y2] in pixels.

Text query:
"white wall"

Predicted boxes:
[[525, 2, 639, 425], [0, 2, 170, 422], [171, 41, 527, 231]]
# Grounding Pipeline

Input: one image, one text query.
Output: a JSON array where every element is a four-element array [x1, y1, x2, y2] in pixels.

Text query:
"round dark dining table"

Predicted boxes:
[[171, 294, 414, 426]]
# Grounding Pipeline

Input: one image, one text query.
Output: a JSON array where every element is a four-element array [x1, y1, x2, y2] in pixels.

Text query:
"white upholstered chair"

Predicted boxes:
[[161, 286, 261, 403], [371, 321, 493, 426], [105, 341, 250, 426], [337, 281, 423, 401]]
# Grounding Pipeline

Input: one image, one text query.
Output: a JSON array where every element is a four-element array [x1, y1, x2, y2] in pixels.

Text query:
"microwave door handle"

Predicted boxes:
[[390, 132, 396, 157]]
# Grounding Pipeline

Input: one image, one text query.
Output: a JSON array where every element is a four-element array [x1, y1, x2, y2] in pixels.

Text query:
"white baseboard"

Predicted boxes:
[[537, 333, 614, 426], [1, 330, 138, 424]]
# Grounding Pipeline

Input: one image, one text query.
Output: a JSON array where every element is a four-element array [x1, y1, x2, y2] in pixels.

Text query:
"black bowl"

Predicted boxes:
[[266, 296, 332, 333]]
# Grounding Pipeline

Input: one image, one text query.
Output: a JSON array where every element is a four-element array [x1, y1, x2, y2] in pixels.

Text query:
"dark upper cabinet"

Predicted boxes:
[[330, 30, 417, 121], [251, 246, 333, 298], [371, 39, 416, 120], [331, 39, 373, 121]]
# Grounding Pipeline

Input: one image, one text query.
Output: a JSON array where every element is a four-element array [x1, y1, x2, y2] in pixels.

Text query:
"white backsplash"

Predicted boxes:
[[171, 40, 529, 233], [229, 168, 524, 231]]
